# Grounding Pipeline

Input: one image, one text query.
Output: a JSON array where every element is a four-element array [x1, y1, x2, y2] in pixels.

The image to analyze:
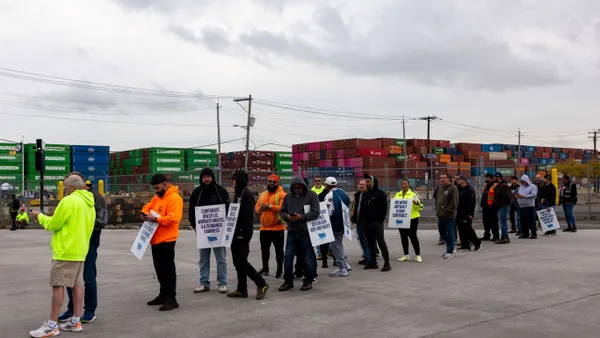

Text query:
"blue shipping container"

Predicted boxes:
[[526, 146, 536, 152], [71, 145, 110, 154], [320, 150, 327, 160], [471, 167, 496, 176], [548, 158, 557, 164], [481, 144, 502, 152], [72, 164, 110, 175], [445, 148, 457, 155], [72, 154, 110, 165], [559, 153, 568, 159]]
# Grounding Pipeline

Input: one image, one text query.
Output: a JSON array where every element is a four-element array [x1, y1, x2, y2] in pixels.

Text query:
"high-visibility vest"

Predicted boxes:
[[260, 191, 282, 223], [487, 183, 497, 206]]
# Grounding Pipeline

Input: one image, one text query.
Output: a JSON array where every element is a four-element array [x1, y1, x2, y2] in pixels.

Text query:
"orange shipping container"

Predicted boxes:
[[447, 161, 459, 168], [388, 145, 404, 155], [440, 154, 452, 163]]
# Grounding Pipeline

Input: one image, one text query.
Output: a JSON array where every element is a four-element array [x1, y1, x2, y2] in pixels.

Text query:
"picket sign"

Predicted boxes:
[[220, 203, 240, 248], [341, 203, 353, 241], [537, 207, 561, 233], [387, 199, 413, 229], [306, 202, 335, 246], [130, 210, 161, 260], [195, 204, 227, 249]]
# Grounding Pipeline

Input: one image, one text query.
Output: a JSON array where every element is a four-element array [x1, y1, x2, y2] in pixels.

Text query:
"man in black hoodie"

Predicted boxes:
[[539, 174, 557, 236], [492, 173, 513, 244], [559, 175, 578, 232], [189, 168, 230, 294], [455, 176, 482, 252], [227, 170, 269, 300], [509, 176, 521, 234], [58, 174, 108, 323], [360, 174, 391, 272]]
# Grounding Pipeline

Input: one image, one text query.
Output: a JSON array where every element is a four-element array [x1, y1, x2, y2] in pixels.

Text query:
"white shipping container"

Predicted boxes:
[[489, 152, 508, 160]]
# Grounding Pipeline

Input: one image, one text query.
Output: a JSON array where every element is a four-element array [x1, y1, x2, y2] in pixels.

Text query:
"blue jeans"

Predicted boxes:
[[199, 247, 227, 287], [497, 205, 510, 238], [356, 223, 371, 261], [438, 218, 455, 254], [562, 204, 576, 228], [284, 231, 316, 285], [67, 244, 98, 315]]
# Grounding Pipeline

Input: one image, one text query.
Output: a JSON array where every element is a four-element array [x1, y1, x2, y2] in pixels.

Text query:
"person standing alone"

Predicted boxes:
[[436, 173, 459, 259], [9, 194, 20, 231], [560, 175, 578, 232]]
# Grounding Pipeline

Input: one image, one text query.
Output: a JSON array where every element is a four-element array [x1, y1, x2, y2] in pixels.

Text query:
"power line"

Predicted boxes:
[[253, 101, 418, 121], [0, 92, 201, 105], [190, 138, 246, 149]]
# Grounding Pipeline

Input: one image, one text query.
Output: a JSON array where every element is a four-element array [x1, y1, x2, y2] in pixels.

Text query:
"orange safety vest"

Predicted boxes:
[[487, 183, 497, 206]]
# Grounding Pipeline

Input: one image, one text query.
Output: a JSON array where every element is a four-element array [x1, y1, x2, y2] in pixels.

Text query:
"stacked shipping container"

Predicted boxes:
[[25, 143, 71, 191], [71, 145, 110, 189], [0, 143, 23, 190]]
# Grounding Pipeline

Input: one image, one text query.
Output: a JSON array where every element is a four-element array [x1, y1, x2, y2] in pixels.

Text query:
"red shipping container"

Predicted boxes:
[[467, 151, 490, 160], [438, 140, 451, 148], [405, 146, 415, 154], [407, 139, 427, 147], [319, 160, 333, 167], [343, 138, 382, 149], [377, 138, 396, 147], [407, 154, 421, 162], [456, 143, 482, 153], [453, 155, 464, 162], [418, 146, 429, 154], [356, 148, 389, 157]]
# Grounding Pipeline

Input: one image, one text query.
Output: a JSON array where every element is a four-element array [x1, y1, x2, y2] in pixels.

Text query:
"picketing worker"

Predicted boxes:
[[436, 173, 459, 259], [360, 174, 391, 272], [322, 177, 351, 277], [455, 175, 483, 252], [255, 174, 287, 278], [394, 179, 424, 263], [142, 174, 183, 312], [559, 175, 578, 232], [16, 206, 29, 228]]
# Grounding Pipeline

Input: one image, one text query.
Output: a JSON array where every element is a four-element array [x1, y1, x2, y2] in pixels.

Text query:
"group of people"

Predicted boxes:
[[7, 194, 29, 230], [23, 166, 579, 337]]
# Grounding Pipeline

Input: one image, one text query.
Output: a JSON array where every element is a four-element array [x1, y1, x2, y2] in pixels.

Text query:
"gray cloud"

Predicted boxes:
[[111, 0, 209, 13]]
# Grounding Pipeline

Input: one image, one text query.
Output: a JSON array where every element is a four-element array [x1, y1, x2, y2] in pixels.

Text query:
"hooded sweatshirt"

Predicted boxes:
[[517, 175, 538, 208], [358, 176, 388, 224], [142, 185, 183, 245], [280, 176, 320, 232], [37, 190, 95, 261], [255, 185, 286, 231], [16, 210, 29, 224], [189, 168, 231, 230], [232, 170, 256, 239], [88, 186, 108, 246]]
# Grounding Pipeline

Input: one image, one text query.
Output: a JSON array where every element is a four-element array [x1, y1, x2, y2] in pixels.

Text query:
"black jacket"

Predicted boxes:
[[351, 190, 362, 224], [510, 183, 520, 206], [481, 182, 493, 209], [189, 168, 231, 230], [359, 176, 387, 224], [232, 170, 256, 239], [457, 184, 476, 219], [493, 180, 512, 208], [559, 181, 577, 204], [89, 187, 108, 246], [538, 183, 557, 207]]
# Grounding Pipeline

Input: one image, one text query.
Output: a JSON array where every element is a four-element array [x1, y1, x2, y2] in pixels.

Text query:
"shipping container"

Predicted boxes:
[[26, 153, 71, 164], [26, 173, 69, 181], [185, 148, 217, 158], [141, 147, 185, 157], [72, 154, 110, 165], [71, 145, 110, 153], [25, 143, 71, 154], [0, 173, 22, 183], [489, 152, 508, 160], [387, 145, 404, 155], [439, 154, 452, 163], [432, 147, 445, 155], [496, 168, 515, 177], [26, 164, 69, 173], [186, 157, 217, 166], [0, 153, 22, 163], [355, 148, 388, 157]]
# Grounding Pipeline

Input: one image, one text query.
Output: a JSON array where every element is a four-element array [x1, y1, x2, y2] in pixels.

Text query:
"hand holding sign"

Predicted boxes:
[[388, 199, 413, 229], [341, 203, 353, 241], [537, 208, 561, 233], [196, 204, 227, 249]]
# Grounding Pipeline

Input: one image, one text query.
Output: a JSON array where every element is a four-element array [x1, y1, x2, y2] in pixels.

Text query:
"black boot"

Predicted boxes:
[[159, 297, 179, 311]]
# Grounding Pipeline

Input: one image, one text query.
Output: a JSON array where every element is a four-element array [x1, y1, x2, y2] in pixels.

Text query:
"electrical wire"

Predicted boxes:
[[253, 101, 416, 121], [0, 92, 202, 105]]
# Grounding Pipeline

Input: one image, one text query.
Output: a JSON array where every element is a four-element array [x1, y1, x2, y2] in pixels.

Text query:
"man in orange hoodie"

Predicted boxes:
[[255, 174, 287, 279], [141, 174, 183, 312]]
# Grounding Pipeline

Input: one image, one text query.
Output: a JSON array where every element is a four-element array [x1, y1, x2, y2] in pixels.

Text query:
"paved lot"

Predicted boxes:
[[1, 229, 600, 338]]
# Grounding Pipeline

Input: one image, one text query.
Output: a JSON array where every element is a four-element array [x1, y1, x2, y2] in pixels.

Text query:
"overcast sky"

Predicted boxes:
[[1, 0, 600, 152]]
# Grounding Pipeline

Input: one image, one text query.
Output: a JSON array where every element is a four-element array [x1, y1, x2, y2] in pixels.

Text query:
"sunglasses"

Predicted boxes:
[[314, 180, 322, 183], [268, 180, 278, 184]]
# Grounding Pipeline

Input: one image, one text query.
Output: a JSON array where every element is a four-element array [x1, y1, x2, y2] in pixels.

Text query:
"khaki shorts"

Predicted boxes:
[[50, 261, 84, 287]]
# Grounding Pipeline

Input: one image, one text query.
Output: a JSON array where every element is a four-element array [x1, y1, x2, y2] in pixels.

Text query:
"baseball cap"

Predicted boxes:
[[544, 174, 552, 180], [485, 173, 494, 178], [456, 174, 467, 181], [324, 177, 337, 186], [85, 180, 92, 185], [494, 172, 503, 178]]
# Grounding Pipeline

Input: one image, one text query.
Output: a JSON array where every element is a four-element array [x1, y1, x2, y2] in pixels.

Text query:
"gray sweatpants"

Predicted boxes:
[[329, 233, 349, 270]]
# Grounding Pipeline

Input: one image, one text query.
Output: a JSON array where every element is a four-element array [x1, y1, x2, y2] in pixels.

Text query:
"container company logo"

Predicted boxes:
[[0, 155, 17, 161], [88, 156, 95, 162], [88, 147, 95, 152], [88, 166, 95, 172], [46, 146, 67, 152], [193, 158, 211, 163], [0, 165, 19, 171], [279, 160, 293, 166], [157, 158, 181, 163], [157, 167, 183, 172], [193, 150, 212, 156], [46, 156, 67, 161], [156, 150, 181, 155], [0, 145, 16, 151], [48, 166, 67, 171]]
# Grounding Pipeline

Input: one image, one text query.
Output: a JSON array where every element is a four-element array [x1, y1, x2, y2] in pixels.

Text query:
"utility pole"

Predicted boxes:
[[517, 129, 522, 179], [216, 100, 222, 185], [233, 95, 253, 171], [402, 116, 407, 175], [588, 129, 599, 193], [419, 116, 439, 199]]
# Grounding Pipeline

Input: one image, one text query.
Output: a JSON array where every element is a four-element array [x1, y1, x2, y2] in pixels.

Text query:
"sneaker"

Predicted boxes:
[[227, 290, 248, 298], [256, 284, 270, 300], [219, 285, 228, 294], [381, 263, 392, 272], [60, 319, 83, 332], [530, 235, 538, 239], [313, 277, 318, 284], [330, 269, 349, 277], [443, 253, 454, 259], [572, 228, 578, 233], [193, 285, 210, 293], [397, 255, 410, 262], [456, 248, 471, 252], [474, 243, 483, 252], [357, 259, 366, 265], [416, 255, 423, 263], [301, 283, 313, 291], [347, 264, 352, 271], [364, 264, 379, 270], [278, 283, 294, 291], [81, 312, 96, 323], [437, 239, 445, 245], [562, 228, 573, 232], [322, 261, 328, 269], [147, 295, 165, 306], [57, 311, 73, 322], [30, 322, 60, 337], [257, 268, 269, 277], [159, 297, 179, 311], [275, 270, 283, 279], [494, 238, 510, 244]]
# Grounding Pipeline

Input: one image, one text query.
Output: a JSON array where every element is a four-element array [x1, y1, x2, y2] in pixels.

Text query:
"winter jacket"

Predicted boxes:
[[324, 187, 351, 235], [539, 183, 557, 207], [141, 185, 183, 245], [37, 190, 95, 261], [559, 181, 577, 205], [510, 183, 520, 206], [232, 170, 256, 239], [358, 176, 388, 225], [189, 168, 231, 230], [16, 211, 29, 224], [436, 183, 459, 220], [255, 185, 286, 231], [493, 180, 512, 208], [393, 189, 423, 220], [89, 187, 108, 246], [9, 198, 20, 213], [457, 184, 476, 219], [351, 190, 363, 224], [517, 175, 538, 208], [280, 176, 320, 232]]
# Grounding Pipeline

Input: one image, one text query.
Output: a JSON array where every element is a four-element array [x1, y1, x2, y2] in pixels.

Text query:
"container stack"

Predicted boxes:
[[185, 148, 217, 174], [0, 143, 23, 189], [220, 150, 276, 185], [275, 152, 293, 186], [71, 145, 110, 188], [25, 143, 71, 192]]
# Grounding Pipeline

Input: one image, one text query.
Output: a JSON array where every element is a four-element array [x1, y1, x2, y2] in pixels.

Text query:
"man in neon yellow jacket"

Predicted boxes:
[[29, 174, 95, 338], [394, 179, 424, 263], [16, 207, 29, 228]]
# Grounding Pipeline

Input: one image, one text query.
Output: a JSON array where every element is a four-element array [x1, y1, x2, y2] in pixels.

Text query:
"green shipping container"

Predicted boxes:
[[26, 173, 69, 181], [186, 157, 217, 166], [0, 153, 23, 163], [25, 143, 70, 154], [276, 167, 294, 173], [394, 154, 408, 162], [0, 173, 22, 183], [187, 166, 216, 172], [186, 149, 217, 158], [124, 157, 185, 167], [146, 148, 185, 157], [496, 168, 515, 177], [432, 147, 445, 155], [394, 139, 406, 146], [275, 159, 293, 167], [151, 165, 185, 173], [28, 180, 60, 191], [279, 175, 293, 183], [275, 152, 293, 159], [27, 164, 70, 173], [0, 143, 21, 154], [26, 153, 71, 164], [0, 164, 22, 173]]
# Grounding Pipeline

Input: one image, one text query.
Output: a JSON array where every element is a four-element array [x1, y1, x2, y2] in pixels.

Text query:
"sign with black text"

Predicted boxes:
[[195, 204, 227, 249]]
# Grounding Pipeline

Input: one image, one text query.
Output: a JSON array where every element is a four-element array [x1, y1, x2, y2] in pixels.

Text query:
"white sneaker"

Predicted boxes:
[[30, 322, 60, 337], [416, 255, 423, 263], [347, 264, 352, 271], [330, 269, 349, 277], [443, 253, 455, 259], [397, 255, 410, 262], [194, 285, 210, 293], [219, 285, 228, 294], [60, 320, 83, 332]]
